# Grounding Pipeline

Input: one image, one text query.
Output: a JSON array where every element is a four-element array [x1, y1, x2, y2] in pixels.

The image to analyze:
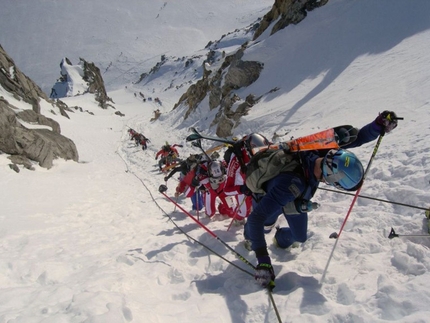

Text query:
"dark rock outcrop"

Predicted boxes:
[[171, 0, 329, 137], [80, 58, 115, 109], [51, 57, 115, 110], [0, 45, 79, 170], [253, 0, 329, 39]]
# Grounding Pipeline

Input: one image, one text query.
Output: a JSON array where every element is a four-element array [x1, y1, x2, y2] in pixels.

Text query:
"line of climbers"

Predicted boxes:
[[162, 134, 267, 224], [154, 111, 400, 289]]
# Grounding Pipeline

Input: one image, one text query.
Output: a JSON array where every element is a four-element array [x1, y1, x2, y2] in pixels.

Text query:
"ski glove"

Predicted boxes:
[[375, 110, 398, 133], [240, 184, 252, 196], [255, 256, 275, 289], [191, 177, 200, 188], [295, 199, 320, 213]]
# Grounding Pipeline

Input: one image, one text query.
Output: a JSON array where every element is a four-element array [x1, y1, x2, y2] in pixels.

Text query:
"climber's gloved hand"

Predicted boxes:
[[295, 199, 320, 213], [240, 184, 252, 196], [375, 110, 398, 133], [191, 177, 200, 188], [255, 256, 275, 290]]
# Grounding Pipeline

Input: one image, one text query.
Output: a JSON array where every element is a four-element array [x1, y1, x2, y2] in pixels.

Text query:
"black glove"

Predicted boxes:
[[295, 199, 320, 213], [164, 176, 169, 182], [336, 127, 350, 143], [375, 110, 398, 133], [191, 177, 200, 188], [155, 156, 158, 160], [255, 256, 275, 289], [240, 184, 252, 196]]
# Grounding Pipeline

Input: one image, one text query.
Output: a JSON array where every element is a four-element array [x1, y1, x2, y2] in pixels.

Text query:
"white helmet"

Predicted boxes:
[[208, 161, 226, 185]]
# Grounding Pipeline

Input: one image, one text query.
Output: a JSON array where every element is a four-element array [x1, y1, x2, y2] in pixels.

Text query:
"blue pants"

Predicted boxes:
[[244, 173, 310, 251], [244, 212, 308, 249], [274, 213, 308, 248], [191, 191, 203, 211]]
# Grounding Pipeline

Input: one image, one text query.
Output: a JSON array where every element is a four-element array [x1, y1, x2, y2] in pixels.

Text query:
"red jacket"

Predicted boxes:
[[156, 146, 179, 159]]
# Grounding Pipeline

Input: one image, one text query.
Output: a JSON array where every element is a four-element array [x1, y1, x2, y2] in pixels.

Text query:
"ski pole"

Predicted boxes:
[[330, 133, 385, 239], [173, 194, 179, 213], [268, 289, 282, 323], [227, 196, 248, 231], [195, 189, 200, 221], [321, 132, 385, 284], [319, 187, 428, 211], [158, 185, 256, 270], [388, 227, 430, 239], [160, 185, 282, 321]]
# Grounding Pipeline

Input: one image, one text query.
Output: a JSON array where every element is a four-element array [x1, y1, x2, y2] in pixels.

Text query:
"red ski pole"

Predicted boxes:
[[320, 133, 385, 284], [158, 184, 256, 270]]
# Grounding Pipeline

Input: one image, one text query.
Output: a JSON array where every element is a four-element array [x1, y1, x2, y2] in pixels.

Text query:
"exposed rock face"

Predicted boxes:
[[223, 60, 264, 94], [51, 57, 115, 110], [0, 45, 79, 170], [172, 0, 329, 137], [173, 45, 263, 132], [253, 0, 329, 39], [80, 58, 115, 109], [0, 45, 71, 117]]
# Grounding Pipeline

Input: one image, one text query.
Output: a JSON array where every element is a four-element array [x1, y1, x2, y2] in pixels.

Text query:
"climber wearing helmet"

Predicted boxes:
[[320, 149, 364, 191], [244, 111, 399, 289], [243, 133, 271, 157], [199, 160, 237, 219], [222, 133, 272, 223]]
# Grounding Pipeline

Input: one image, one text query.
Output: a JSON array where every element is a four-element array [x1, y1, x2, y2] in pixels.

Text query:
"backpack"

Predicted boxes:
[[245, 149, 302, 194]]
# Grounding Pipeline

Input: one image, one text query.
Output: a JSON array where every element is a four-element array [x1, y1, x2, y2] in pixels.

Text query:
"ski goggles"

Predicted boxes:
[[321, 150, 363, 191], [321, 155, 345, 189], [209, 175, 226, 185]]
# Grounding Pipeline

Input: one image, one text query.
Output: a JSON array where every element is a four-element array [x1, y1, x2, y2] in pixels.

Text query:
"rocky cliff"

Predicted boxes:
[[171, 0, 329, 138], [51, 57, 115, 110], [0, 44, 79, 171]]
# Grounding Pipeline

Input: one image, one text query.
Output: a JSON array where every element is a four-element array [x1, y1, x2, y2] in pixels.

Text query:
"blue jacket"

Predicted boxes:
[[247, 120, 383, 257]]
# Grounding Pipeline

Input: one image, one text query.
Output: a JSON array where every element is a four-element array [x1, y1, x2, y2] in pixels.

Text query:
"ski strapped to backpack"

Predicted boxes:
[[187, 125, 358, 154], [250, 125, 358, 155], [186, 127, 237, 145]]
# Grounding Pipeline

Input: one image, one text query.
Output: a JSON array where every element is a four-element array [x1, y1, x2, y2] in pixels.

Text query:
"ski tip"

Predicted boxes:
[[186, 133, 201, 142]]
